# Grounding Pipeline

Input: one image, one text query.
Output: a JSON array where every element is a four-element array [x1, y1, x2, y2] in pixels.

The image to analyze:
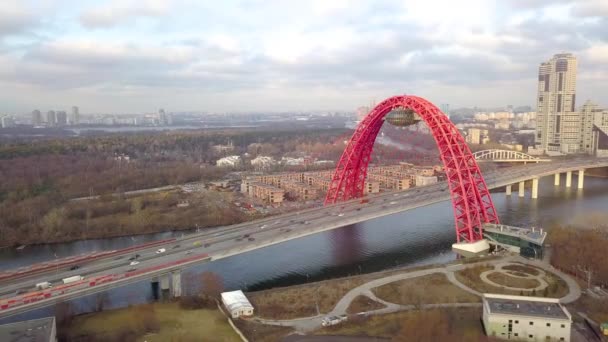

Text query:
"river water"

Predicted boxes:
[[2, 174, 608, 323]]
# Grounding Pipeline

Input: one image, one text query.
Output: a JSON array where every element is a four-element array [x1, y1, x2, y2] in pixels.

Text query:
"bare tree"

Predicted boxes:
[[201, 271, 224, 300]]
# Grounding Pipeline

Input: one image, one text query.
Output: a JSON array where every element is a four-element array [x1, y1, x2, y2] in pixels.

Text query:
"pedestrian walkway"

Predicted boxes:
[[251, 255, 581, 332]]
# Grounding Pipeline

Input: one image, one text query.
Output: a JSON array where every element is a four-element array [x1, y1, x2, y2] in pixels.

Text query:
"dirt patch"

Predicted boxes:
[[346, 295, 386, 314], [372, 273, 480, 306], [486, 272, 541, 289]]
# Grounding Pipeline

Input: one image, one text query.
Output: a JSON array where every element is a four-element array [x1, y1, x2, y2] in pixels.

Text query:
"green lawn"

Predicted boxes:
[[65, 302, 241, 342]]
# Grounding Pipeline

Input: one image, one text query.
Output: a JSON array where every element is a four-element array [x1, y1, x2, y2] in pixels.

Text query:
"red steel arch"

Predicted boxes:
[[324, 95, 499, 243]]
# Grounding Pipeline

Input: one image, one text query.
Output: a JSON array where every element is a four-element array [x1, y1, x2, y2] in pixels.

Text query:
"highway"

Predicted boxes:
[[1, 157, 607, 318]]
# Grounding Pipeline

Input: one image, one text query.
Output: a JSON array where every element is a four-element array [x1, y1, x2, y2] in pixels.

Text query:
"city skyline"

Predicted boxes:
[[0, 1, 607, 113]]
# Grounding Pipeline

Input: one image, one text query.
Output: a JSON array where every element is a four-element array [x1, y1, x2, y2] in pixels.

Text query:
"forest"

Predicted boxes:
[[0, 128, 352, 246]]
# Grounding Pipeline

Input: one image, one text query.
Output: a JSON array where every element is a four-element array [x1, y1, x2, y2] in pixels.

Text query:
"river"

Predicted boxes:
[[2, 174, 608, 323]]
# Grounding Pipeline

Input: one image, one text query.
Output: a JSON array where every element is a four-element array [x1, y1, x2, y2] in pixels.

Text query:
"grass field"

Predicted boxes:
[[64, 302, 240, 342], [315, 307, 487, 340], [372, 273, 480, 306], [346, 295, 386, 314], [486, 272, 540, 289]]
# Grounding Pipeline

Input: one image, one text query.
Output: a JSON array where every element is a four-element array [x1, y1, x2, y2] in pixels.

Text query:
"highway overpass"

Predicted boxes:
[[1, 157, 607, 318]]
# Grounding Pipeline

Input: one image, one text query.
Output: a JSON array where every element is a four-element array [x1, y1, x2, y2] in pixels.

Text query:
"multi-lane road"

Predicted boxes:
[[1, 157, 607, 318]]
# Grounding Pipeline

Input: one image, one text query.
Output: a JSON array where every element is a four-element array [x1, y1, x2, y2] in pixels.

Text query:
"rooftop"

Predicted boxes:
[[221, 290, 253, 312], [484, 294, 570, 320], [0, 316, 55, 342], [483, 223, 546, 245]]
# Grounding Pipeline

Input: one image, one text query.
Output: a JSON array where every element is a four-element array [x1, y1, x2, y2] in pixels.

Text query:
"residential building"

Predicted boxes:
[[216, 155, 242, 168], [221, 290, 254, 318], [415, 175, 438, 186], [482, 293, 572, 341], [46, 110, 56, 126], [467, 128, 490, 145], [250, 156, 276, 170], [534, 53, 578, 155], [440, 103, 450, 118], [0, 316, 56, 342], [32, 110, 42, 126], [580, 100, 608, 156], [0, 116, 15, 128], [70, 106, 80, 125], [56, 111, 67, 125]]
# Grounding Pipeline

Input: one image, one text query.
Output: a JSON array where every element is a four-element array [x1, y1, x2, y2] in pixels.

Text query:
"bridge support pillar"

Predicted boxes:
[[566, 171, 572, 188], [518, 181, 525, 197], [531, 178, 539, 199], [578, 169, 585, 189], [554, 173, 560, 186], [506, 184, 512, 196], [171, 270, 182, 298]]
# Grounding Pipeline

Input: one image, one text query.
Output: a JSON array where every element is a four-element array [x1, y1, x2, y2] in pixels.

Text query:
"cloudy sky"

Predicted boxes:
[[1, 0, 607, 114]]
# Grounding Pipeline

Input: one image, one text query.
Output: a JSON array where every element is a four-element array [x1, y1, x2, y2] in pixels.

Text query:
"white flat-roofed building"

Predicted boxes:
[[482, 293, 572, 341], [221, 290, 254, 318]]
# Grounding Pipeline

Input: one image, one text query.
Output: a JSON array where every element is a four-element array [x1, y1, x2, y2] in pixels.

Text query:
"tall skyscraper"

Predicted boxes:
[[32, 110, 42, 126], [534, 53, 578, 155], [56, 111, 67, 125], [70, 106, 80, 125], [440, 104, 450, 118], [158, 108, 168, 125], [46, 111, 56, 126]]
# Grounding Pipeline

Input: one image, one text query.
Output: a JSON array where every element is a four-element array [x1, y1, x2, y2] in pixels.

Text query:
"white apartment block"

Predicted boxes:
[[483, 294, 572, 342]]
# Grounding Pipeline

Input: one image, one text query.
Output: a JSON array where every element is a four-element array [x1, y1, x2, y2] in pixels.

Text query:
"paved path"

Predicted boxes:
[[251, 255, 581, 332]]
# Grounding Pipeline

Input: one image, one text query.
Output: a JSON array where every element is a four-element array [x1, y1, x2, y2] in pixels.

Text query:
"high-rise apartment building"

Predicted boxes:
[[534, 53, 578, 155], [70, 106, 80, 125], [32, 110, 42, 126], [56, 111, 67, 125], [46, 111, 56, 126]]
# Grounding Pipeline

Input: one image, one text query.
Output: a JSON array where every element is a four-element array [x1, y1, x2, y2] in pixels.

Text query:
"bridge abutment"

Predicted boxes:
[[171, 270, 182, 298]]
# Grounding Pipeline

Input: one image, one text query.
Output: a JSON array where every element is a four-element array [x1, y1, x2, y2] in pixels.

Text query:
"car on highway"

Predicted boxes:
[[128, 254, 141, 261], [172, 244, 180, 249], [127, 268, 137, 272], [185, 250, 193, 255], [389, 201, 396, 205], [69, 265, 80, 271], [129, 261, 140, 266], [15, 289, 27, 295], [248, 237, 255, 241], [338, 213, 344, 217], [156, 248, 166, 254], [260, 224, 268, 229]]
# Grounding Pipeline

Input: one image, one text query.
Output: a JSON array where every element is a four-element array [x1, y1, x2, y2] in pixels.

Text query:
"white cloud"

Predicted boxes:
[[80, 0, 170, 28]]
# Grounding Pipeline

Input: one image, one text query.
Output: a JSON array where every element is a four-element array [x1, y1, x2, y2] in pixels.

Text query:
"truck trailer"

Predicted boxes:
[[62, 275, 84, 284]]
